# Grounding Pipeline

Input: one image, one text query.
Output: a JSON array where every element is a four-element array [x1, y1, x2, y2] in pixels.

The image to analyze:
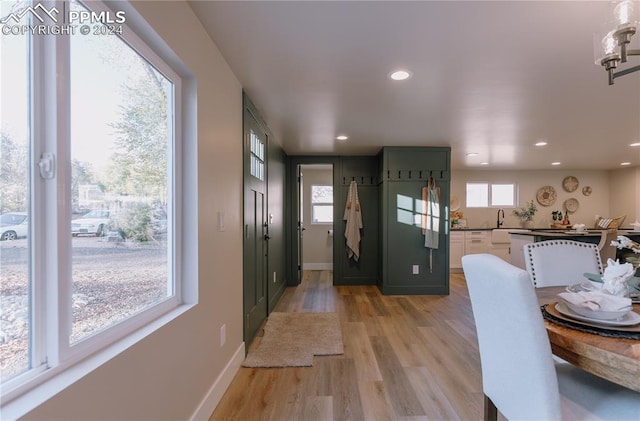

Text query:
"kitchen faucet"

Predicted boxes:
[[497, 209, 505, 228]]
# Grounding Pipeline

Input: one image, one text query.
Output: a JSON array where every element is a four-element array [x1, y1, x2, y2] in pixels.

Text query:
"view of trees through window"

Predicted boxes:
[[0, 0, 31, 381], [1, 0, 175, 382], [311, 185, 333, 223]]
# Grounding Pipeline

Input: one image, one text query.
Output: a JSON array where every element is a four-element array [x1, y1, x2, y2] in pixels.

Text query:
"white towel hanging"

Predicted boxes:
[[344, 180, 363, 261]]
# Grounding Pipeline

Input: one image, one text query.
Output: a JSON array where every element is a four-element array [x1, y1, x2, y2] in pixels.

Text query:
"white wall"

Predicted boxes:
[[451, 169, 613, 229], [23, 2, 244, 419], [609, 167, 640, 225], [302, 166, 333, 269]]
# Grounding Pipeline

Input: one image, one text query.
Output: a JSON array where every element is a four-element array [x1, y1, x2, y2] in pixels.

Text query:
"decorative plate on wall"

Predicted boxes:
[[450, 196, 460, 211], [563, 198, 579, 213], [536, 185, 557, 206], [562, 176, 579, 192], [582, 186, 592, 196]]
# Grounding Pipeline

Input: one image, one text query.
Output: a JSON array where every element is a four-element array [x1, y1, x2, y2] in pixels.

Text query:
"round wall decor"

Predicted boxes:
[[562, 176, 579, 192], [582, 186, 592, 196], [450, 196, 460, 211], [536, 186, 557, 206], [563, 198, 579, 213]]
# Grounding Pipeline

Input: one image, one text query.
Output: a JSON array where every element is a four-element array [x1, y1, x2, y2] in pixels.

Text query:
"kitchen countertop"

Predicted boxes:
[[510, 229, 640, 238], [451, 227, 640, 233]]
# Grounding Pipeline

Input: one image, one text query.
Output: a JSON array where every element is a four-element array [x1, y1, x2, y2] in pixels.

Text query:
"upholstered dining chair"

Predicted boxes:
[[462, 253, 640, 421], [524, 240, 603, 287], [598, 228, 619, 266]]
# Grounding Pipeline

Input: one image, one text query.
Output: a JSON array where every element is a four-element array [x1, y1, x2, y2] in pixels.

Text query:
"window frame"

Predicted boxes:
[[465, 182, 517, 208], [1, 0, 195, 409], [310, 184, 333, 225]]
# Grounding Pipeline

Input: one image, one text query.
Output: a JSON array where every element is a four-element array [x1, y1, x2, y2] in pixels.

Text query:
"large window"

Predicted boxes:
[[0, 0, 185, 401], [466, 182, 516, 208]]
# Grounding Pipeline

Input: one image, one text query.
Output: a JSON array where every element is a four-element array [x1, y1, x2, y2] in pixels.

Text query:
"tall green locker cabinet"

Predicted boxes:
[[378, 147, 451, 295]]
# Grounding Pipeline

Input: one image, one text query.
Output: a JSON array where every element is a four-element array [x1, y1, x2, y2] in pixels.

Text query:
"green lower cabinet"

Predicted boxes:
[[380, 180, 450, 295]]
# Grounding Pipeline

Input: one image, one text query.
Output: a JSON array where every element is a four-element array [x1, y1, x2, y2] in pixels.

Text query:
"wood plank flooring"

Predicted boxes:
[[210, 271, 484, 421]]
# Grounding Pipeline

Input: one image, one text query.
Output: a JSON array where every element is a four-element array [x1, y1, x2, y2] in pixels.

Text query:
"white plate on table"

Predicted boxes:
[[566, 282, 598, 293], [554, 302, 640, 326], [563, 230, 588, 234]]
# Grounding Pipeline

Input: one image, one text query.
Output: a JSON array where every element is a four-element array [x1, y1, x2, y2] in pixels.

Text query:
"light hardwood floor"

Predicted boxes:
[[210, 271, 484, 421]]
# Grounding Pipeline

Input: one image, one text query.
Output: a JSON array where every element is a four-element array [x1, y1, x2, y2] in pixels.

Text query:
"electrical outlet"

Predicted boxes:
[[220, 324, 226, 347], [412, 265, 419, 274]]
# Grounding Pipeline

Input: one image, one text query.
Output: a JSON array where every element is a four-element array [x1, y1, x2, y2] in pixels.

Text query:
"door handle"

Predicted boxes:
[[264, 234, 271, 240]]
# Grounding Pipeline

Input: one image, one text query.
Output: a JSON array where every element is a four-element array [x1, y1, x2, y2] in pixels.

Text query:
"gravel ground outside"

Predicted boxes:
[[0, 236, 168, 381]]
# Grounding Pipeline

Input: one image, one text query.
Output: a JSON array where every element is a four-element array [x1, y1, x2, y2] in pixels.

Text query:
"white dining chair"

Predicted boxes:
[[524, 240, 603, 287], [462, 253, 640, 421], [598, 228, 619, 266]]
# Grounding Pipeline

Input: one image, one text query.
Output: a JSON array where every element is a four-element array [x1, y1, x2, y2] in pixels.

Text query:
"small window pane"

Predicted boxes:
[[491, 184, 515, 207], [466, 183, 488, 207], [311, 185, 332, 204], [312, 205, 333, 223]]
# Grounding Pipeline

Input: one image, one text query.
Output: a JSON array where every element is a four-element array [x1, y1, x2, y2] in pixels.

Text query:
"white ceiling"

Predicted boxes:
[[188, 1, 640, 170]]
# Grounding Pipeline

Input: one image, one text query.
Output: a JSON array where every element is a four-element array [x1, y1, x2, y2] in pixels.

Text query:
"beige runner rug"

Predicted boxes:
[[242, 312, 344, 367]]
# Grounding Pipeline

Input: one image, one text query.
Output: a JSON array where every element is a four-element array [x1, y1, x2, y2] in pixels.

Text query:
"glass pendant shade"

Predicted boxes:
[[614, 0, 637, 27]]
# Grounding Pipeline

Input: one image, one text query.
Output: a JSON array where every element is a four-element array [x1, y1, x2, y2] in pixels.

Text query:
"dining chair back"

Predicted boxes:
[[462, 253, 640, 421], [598, 229, 619, 266], [524, 240, 603, 287], [462, 254, 562, 420]]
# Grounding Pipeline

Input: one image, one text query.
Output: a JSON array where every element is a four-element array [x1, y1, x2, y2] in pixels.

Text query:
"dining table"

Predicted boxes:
[[536, 286, 640, 393]]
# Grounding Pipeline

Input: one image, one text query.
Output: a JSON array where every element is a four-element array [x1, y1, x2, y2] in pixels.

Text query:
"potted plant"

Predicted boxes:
[[513, 200, 537, 228]]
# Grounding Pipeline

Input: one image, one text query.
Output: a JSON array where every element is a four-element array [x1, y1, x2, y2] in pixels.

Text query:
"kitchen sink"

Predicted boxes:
[[491, 228, 531, 244]]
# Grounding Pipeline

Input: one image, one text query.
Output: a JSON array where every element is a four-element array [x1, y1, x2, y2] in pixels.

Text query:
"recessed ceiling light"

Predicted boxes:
[[466, 152, 479, 157], [620, 162, 632, 166], [389, 70, 412, 81], [480, 162, 489, 165], [551, 162, 561, 166], [336, 135, 348, 141], [535, 141, 548, 146], [630, 142, 640, 147]]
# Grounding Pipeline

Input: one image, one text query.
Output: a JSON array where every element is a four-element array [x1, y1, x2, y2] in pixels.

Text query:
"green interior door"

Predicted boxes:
[[243, 111, 268, 344]]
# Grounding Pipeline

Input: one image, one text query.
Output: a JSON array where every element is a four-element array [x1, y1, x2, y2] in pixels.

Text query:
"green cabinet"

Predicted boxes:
[[378, 147, 451, 295]]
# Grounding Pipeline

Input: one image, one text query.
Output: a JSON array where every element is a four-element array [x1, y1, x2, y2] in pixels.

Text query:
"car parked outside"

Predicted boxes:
[[71, 210, 111, 237], [0, 212, 29, 241]]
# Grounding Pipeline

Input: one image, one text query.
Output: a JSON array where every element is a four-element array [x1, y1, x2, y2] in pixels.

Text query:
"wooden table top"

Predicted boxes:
[[536, 287, 640, 393]]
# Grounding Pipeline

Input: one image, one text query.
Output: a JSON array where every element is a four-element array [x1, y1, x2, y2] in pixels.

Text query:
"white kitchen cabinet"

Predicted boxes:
[[510, 233, 534, 269], [451, 230, 518, 271], [490, 244, 511, 262], [465, 230, 490, 254], [450, 231, 465, 271]]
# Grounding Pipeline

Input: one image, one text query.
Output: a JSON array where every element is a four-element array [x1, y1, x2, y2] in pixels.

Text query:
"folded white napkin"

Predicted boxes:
[[558, 290, 631, 312], [602, 259, 635, 296]]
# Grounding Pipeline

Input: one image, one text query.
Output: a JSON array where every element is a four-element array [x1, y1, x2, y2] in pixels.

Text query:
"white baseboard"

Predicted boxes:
[[190, 342, 245, 421], [303, 263, 333, 270]]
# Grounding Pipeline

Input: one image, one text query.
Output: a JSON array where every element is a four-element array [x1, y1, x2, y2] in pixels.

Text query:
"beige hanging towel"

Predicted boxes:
[[423, 177, 440, 250], [344, 180, 363, 261]]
